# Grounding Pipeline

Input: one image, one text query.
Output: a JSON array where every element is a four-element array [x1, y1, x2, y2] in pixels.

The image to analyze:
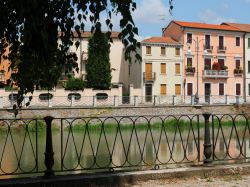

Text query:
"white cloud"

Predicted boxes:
[[199, 9, 236, 24], [221, 3, 229, 11], [133, 0, 171, 24]]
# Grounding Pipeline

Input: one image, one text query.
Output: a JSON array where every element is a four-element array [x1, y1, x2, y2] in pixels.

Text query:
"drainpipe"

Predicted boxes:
[[243, 33, 246, 102]]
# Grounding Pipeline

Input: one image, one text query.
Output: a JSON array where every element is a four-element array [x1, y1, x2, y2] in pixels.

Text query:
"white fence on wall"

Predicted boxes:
[[0, 94, 247, 108]]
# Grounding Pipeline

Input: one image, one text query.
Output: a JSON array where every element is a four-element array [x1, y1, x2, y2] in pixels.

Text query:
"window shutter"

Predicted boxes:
[[175, 84, 181, 95], [161, 63, 166, 74], [187, 83, 193, 96], [175, 64, 180, 74]]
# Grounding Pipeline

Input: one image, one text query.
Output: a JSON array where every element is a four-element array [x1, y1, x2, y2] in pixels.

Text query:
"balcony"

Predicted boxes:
[[217, 46, 227, 53], [234, 68, 243, 76], [203, 45, 213, 53], [143, 72, 156, 82], [185, 67, 195, 76], [203, 70, 228, 78]]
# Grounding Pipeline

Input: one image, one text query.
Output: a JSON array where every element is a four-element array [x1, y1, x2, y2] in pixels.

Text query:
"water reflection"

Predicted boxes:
[[0, 126, 250, 177]]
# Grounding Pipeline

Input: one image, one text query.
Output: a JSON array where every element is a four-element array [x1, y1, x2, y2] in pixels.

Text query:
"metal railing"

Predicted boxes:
[[0, 113, 250, 178], [143, 72, 156, 82], [0, 95, 247, 109], [217, 46, 227, 52], [202, 70, 228, 78]]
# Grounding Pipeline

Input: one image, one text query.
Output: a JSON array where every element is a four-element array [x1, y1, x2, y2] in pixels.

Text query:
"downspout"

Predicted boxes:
[[243, 33, 246, 102]]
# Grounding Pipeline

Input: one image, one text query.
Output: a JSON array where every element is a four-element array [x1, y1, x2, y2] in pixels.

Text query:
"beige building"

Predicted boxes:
[[129, 37, 183, 102], [62, 32, 129, 89]]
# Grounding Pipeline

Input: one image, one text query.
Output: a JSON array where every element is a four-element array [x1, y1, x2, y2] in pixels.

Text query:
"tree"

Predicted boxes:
[[0, 0, 141, 109], [86, 32, 111, 90]]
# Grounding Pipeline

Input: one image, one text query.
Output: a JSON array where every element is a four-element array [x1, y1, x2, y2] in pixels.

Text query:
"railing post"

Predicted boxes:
[[0, 96, 3, 108], [203, 112, 212, 165], [134, 96, 138, 106], [225, 94, 228, 104], [114, 96, 118, 107], [70, 95, 75, 107], [153, 95, 157, 106], [48, 98, 52, 108], [44, 116, 54, 177], [236, 96, 239, 105], [93, 96, 96, 107], [172, 95, 176, 106]]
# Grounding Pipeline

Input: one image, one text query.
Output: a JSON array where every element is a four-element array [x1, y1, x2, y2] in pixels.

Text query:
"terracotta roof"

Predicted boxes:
[[59, 31, 120, 38], [173, 20, 241, 32], [222, 22, 250, 32], [142, 37, 179, 44]]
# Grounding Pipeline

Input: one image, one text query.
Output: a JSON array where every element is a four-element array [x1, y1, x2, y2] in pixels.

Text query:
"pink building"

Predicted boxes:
[[163, 20, 244, 103]]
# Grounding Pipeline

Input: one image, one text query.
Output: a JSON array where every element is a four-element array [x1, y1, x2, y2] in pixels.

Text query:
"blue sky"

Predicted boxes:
[[129, 0, 250, 40]]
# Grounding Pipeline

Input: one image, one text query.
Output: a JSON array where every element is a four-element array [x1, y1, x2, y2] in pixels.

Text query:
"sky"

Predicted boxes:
[[125, 0, 250, 40]]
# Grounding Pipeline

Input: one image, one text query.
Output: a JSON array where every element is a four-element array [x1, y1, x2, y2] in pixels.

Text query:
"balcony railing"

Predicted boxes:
[[0, 73, 4, 82], [203, 45, 213, 52], [217, 46, 227, 53], [202, 70, 228, 78], [143, 72, 156, 82], [185, 67, 195, 75], [234, 68, 243, 76]]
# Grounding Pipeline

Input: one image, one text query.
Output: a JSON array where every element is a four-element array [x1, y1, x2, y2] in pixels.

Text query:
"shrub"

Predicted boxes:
[[86, 32, 112, 90], [64, 77, 85, 91]]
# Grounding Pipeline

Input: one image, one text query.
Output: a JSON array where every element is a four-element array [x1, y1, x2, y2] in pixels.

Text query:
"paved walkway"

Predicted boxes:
[[132, 175, 250, 187]]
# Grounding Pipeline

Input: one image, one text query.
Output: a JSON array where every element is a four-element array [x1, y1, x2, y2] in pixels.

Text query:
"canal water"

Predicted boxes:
[[0, 120, 250, 178]]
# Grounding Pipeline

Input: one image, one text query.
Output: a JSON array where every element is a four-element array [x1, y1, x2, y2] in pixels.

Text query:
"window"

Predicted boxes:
[[175, 48, 180, 56], [248, 84, 250, 96], [218, 59, 225, 69], [219, 36, 224, 49], [96, 93, 108, 100], [161, 47, 166, 55], [68, 93, 81, 101], [8, 93, 18, 101], [187, 58, 192, 67], [236, 84, 241, 96], [235, 60, 240, 69], [175, 84, 181, 95], [39, 93, 53, 101], [146, 46, 151, 55], [175, 64, 180, 74], [236, 37, 240, 47], [187, 33, 192, 44], [187, 83, 193, 96], [160, 84, 167, 95], [160, 63, 166, 74], [204, 58, 211, 70], [219, 83, 224, 96], [248, 61, 250, 73], [248, 38, 250, 48], [205, 35, 210, 49]]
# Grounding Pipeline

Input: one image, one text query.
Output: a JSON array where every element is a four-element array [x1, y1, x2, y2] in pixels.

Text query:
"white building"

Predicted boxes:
[[129, 37, 183, 102]]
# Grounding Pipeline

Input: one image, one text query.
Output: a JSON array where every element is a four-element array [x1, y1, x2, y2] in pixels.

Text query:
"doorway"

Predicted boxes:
[[204, 83, 211, 103], [145, 84, 152, 102]]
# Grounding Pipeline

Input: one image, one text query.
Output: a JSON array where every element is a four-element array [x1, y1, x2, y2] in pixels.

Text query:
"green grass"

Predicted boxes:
[[65, 119, 201, 133]]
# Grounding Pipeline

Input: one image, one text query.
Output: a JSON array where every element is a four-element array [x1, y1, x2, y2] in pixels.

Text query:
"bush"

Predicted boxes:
[[64, 77, 85, 91]]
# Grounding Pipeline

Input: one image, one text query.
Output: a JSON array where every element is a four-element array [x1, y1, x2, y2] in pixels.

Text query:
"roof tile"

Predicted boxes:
[[142, 37, 179, 44], [173, 20, 241, 31]]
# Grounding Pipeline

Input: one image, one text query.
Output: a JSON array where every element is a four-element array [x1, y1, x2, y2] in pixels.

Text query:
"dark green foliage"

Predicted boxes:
[[86, 32, 112, 90], [0, 0, 141, 110], [64, 77, 85, 91]]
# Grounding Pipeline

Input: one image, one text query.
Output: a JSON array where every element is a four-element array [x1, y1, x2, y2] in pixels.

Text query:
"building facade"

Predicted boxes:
[[222, 23, 250, 101], [61, 32, 129, 89], [163, 21, 244, 103], [129, 37, 183, 102]]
